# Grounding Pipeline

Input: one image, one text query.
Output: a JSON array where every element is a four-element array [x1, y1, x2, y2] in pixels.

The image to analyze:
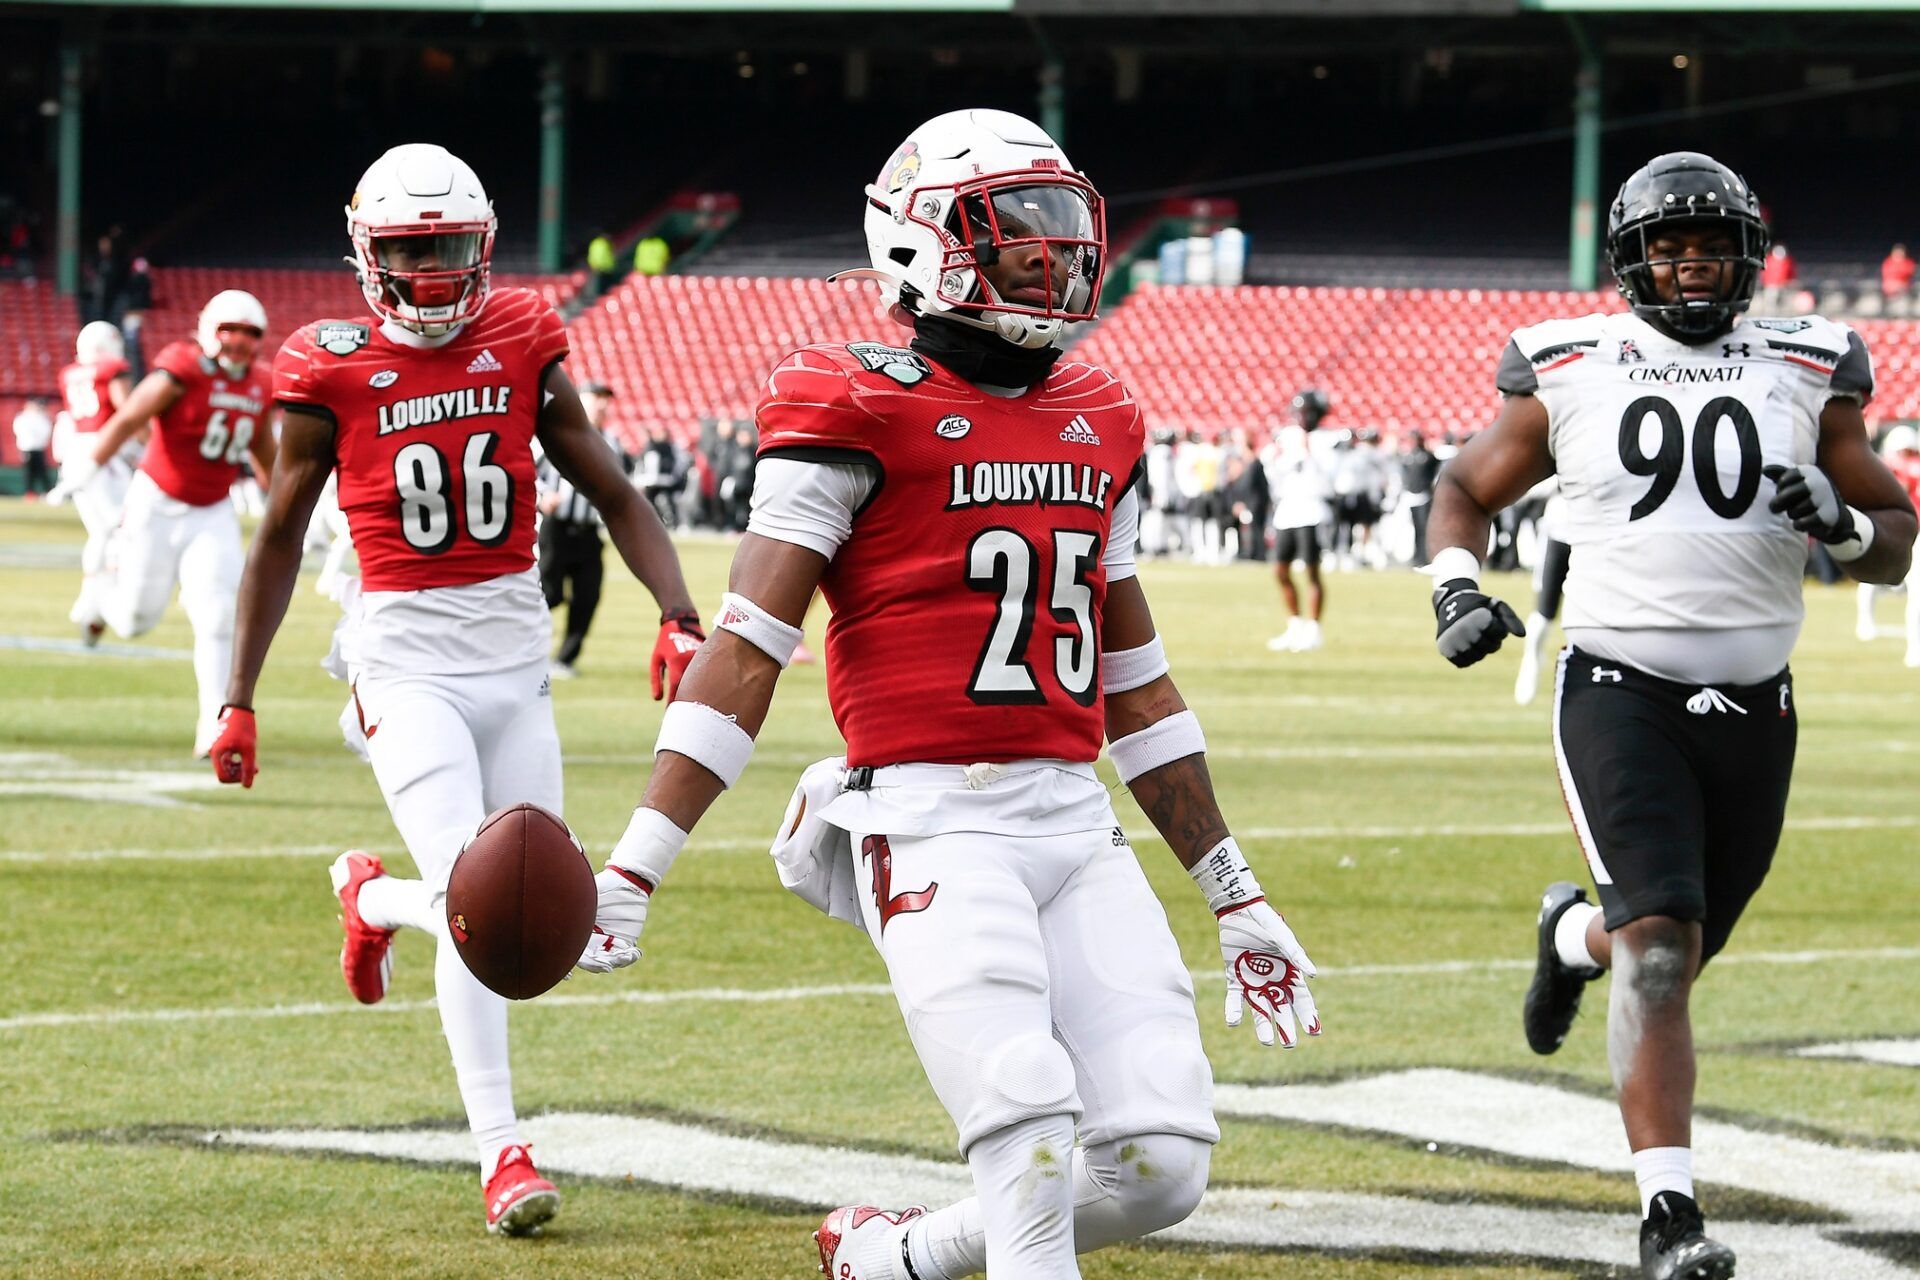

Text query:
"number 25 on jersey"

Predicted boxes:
[[965, 528, 1101, 707]]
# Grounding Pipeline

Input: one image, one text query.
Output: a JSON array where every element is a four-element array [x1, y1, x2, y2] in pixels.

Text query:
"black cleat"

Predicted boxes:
[[1640, 1192, 1736, 1279], [1523, 881, 1602, 1055]]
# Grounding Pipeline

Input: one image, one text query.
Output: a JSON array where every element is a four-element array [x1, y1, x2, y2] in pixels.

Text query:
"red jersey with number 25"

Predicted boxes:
[[59, 357, 130, 435], [756, 341, 1145, 768], [141, 341, 270, 506], [273, 288, 567, 593]]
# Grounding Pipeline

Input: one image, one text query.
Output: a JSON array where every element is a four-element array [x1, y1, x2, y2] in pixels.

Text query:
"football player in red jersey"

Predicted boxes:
[[66, 291, 276, 754], [572, 110, 1322, 1280], [56, 321, 136, 644], [208, 144, 702, 1237]]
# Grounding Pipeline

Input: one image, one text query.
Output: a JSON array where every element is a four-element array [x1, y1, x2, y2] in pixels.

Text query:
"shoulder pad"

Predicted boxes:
[[1500, 315, 1608, 393], [756, 347, 878, 456]]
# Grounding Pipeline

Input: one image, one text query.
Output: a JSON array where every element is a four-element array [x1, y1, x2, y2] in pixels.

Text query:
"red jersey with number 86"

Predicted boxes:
[[141, 341, 271, 506], [273, 288, 566, 592], [756, 342, 1145, 768]]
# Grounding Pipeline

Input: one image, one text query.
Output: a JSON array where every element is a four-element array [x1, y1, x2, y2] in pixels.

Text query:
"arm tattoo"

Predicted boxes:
[[1129, 752, 1230, 870]]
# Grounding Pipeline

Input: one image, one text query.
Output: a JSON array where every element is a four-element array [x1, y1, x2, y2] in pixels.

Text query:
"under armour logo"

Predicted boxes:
[[1723, 342, 1751, 359], [1592, 667, 1622, 683]]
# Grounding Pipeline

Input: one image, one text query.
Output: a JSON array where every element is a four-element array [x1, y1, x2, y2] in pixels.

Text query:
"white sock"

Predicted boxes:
[[1553, 900, 1603, 971], [1633, 1146, 1694, 1215], [903, 1133, 1210, 1280], [431, 915, 518, 1177], [356, 875, 437, 933]]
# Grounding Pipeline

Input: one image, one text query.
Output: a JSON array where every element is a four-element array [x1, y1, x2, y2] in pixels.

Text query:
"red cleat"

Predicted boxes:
[[329, 851, 394, 1005], [813, 1204, 925, 1278], [485, 1144, 559, 1236]]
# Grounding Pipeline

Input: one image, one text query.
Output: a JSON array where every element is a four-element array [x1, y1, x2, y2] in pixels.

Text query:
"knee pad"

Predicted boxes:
[[1105, 1134, 1211, 1235], [182, 588, 235, 641], [941, 1031, 1080, 1153]]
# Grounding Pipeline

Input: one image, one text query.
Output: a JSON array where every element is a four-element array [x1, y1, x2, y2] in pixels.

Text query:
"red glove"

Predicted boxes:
[[651, 609, 705, 701], [209, 704, 258, 788]]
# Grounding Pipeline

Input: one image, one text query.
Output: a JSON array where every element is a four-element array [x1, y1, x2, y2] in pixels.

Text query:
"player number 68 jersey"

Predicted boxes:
[[1498, 311, 1873, 631]]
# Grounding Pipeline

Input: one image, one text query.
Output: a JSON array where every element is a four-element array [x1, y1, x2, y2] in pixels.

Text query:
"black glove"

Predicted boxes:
[[1433, 579, 1525, 669], [1763, 464, 1860, 547]]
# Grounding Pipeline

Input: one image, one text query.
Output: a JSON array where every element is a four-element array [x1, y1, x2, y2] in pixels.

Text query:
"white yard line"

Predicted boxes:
[[1214, 1068, 1920, 1230], [8, 947, 1917, 1034], [1796, 1038, 1920, 1068], [208, 1112, 1917, 1279], [0, 634, 192, 660]]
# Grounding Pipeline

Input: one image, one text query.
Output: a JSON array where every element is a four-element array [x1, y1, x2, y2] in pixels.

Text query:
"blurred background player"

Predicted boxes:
[[1265, 397, 1330, 651], [209, 143, 703, 1237], [11, 396, 53, 496], [1428, 151, 1915, 1280], [1513, 475, 1571, 705], [56, 321, 136, 643], [1854, 424, 1920, 663], [536, 379, 626, 679], [573, 108, 1320, 1280], [64, 289, 275, 756]]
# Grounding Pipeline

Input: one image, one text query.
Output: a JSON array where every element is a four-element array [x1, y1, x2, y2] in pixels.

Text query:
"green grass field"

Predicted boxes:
[[3, 499, 1916, 1279]]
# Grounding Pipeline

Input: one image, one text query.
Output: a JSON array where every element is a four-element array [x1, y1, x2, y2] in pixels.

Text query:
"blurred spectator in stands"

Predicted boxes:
[[586, 230, 617, 298], [710, 419, 758, 531], [636, 427, 688, 527], [1223, 427, 1269, 561], [633, 236, 670, 278], [86, 229, 129, 325], [0, 198, 34, 276], [1141, 427, 1181, 556], [1175, 429, 1222, 562], [122, 258, 154, 377], [1757, 242, 1797, 314], [1882, 243, 1915, 302], [13, 398, 55, 497], [1399, 432, 1441, 566]]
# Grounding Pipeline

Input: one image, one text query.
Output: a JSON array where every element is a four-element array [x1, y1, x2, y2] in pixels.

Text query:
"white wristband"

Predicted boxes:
[[1102, 635, 1170, 695], [607, 806, 689, 889], [715, 591, 807, 668], [1831, 506, 1876, 562], [1108, 709, 1206, 784], [655, 700, 756, 788], [1426, 545, 1481, 587], [1189, 836, 1267, 917]]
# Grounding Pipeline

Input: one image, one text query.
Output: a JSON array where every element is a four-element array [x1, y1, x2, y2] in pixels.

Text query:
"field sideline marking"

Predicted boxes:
[[7, 947, 1918, 1033], [203, 1111, 1914, 1279]]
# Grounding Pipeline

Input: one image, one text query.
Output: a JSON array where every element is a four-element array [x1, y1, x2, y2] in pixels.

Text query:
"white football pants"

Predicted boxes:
[[102, 471, 242, 735], [66, 458, 131, 628], [350, 658, 562, 1175], [849, 812, 1216, 1278]]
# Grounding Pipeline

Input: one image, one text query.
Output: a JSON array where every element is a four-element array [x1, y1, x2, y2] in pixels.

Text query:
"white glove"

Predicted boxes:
[[47, 453, 101, 504], [1218, 900, 1321, 1049], [574, 868, 648, 973]]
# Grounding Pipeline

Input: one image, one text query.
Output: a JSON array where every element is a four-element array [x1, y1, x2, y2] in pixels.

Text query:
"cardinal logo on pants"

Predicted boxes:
[[861, 835, 937, 933]]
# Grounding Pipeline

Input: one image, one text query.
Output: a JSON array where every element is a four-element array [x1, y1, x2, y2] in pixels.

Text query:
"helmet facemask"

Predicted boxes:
[[1610, 216, 1766, 342], [898, 170, 1105, 350], [353, 224, 493, 337]]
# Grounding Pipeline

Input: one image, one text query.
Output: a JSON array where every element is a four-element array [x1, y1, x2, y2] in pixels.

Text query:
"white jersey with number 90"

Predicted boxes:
[[1498, 311, 1873, 633]]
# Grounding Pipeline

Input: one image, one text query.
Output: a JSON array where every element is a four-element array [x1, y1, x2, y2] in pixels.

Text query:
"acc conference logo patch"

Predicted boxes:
[[847, 342, 930, 387], [934, 414, 972, 439], [316, 323, 370, 357]]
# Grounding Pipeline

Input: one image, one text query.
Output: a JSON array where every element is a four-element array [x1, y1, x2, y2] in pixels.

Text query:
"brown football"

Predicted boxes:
[[445, 803, 596, 1000]]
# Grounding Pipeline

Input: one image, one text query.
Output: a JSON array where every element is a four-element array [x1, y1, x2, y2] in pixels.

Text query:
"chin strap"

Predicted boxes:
[[911, 313, 1064, 389]]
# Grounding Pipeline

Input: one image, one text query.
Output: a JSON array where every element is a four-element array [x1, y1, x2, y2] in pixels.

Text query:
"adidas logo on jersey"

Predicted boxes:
[[1059, 415, 1101, 446], [466, 349, 503, 373]]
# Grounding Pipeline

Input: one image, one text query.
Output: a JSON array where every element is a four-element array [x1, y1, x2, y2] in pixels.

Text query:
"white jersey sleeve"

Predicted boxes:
[[1105, 487, 1140, 583], [745, 455, 879, 559]]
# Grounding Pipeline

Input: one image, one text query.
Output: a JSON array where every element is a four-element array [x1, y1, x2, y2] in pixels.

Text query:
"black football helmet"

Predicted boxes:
[[1605, 152, 1768, 343], [1291, 387, 1330, 430]]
